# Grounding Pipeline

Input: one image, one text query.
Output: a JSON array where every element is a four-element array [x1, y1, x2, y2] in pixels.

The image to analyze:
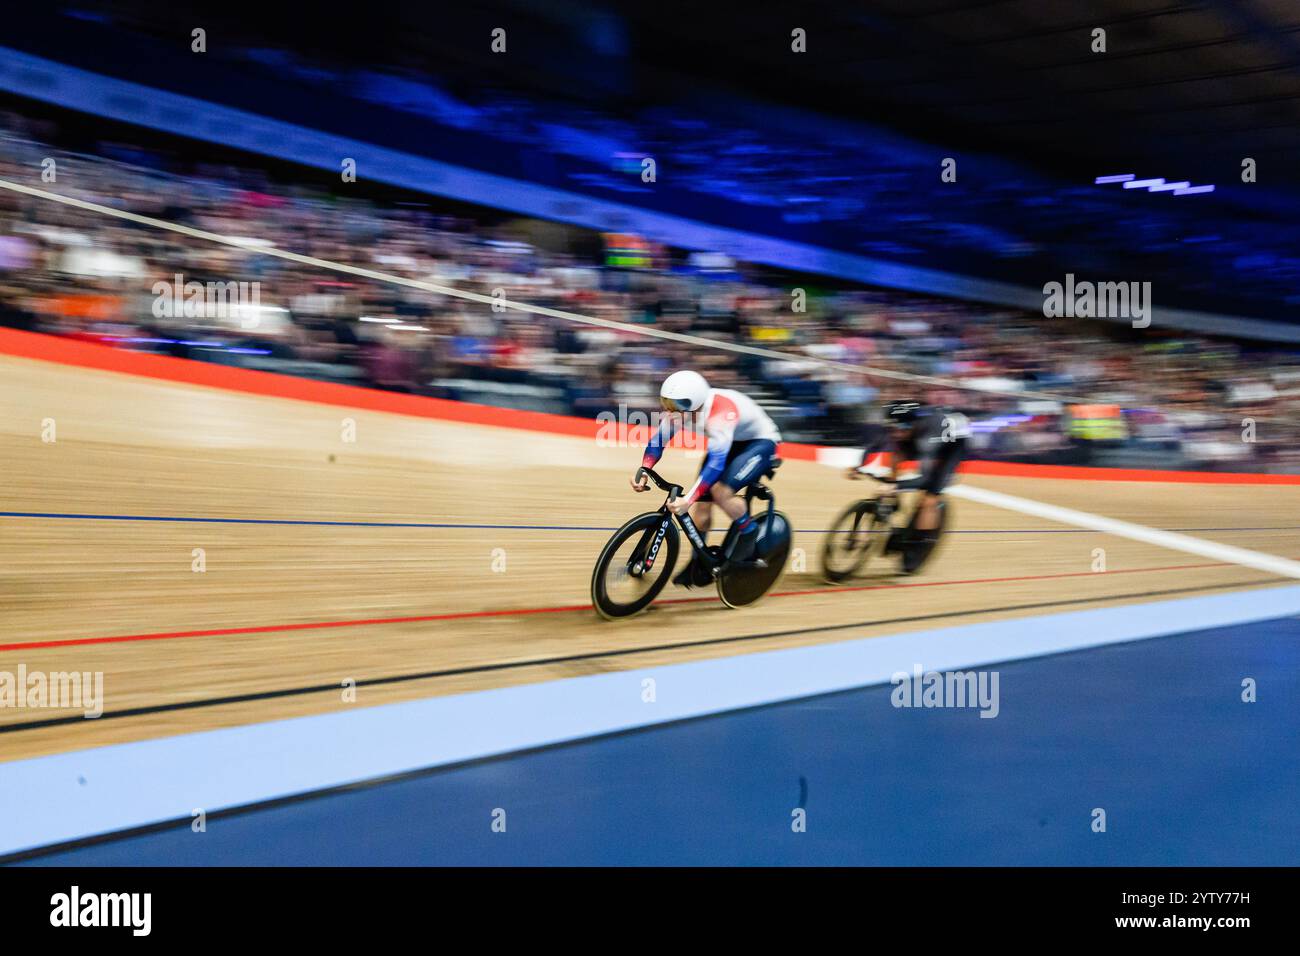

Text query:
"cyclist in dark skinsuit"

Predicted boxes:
[[852, 400, 969, 543]]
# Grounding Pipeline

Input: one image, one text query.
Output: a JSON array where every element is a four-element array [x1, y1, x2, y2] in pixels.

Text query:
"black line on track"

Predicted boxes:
[[0, 576, 1278, 737]]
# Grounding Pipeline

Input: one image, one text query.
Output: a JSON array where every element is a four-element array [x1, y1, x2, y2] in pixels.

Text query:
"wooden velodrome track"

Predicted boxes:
[[3, 346, 1298, 762]]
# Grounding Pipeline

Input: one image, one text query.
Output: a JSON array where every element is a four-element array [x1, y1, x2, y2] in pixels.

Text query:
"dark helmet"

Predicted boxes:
[[882, 400, 927, 428]]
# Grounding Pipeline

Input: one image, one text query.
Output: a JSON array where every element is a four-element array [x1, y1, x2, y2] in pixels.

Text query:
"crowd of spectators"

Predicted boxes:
[[2, 110, 1297, 472]]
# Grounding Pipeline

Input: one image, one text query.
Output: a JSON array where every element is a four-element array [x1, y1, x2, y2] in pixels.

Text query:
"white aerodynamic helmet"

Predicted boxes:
[[659, 369, 710, 413]]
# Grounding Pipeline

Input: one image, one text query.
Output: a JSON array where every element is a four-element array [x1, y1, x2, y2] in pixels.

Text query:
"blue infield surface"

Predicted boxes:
[[23, 614, 1298, 866]]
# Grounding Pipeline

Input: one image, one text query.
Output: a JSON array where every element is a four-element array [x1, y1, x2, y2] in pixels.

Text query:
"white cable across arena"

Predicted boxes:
[[0, 176, 1092, 404]]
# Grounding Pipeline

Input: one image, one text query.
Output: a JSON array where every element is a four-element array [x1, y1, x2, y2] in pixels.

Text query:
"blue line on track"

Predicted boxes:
[[0, 512, 609, 531], [2, 511, 1300, 534]]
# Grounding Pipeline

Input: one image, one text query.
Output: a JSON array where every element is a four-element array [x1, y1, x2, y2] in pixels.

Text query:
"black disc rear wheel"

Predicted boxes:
[[717, 511, 792, 608], [899, 500, 950, 575], [591, 513, 679, 619], [821, 500, 886, 582]]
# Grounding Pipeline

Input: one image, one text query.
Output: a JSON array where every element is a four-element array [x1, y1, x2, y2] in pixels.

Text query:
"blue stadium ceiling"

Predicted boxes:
[[607, 0, 1300, 188], [17, 0, 1300, 187]]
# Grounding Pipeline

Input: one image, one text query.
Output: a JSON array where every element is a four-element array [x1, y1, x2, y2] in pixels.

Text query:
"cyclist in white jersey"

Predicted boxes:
[[631, 370, 782, 584]]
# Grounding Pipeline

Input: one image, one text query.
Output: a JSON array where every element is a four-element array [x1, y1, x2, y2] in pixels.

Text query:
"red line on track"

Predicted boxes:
[[0, 559, 1245, 653]]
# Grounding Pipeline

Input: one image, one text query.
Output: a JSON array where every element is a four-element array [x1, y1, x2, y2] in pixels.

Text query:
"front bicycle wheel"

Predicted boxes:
[[591, 512, 679, 620], [820, 500, 886, 583]]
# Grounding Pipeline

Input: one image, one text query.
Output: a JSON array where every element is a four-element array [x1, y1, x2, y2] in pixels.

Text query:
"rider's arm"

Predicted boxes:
[[641, 413, 679, 469], [858, 423, 890, 468], [680, 400, 738, 504], [682, 440, 731, 505], [853, 423, 895, 479]]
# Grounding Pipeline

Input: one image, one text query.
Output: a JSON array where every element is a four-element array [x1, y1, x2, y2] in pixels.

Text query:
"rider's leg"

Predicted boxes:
[[673, 499, 714, 587], [915, 492, 941, 531], [690, 498, 713, 536], [713, 439, 775, 562], [898, 492, 945, 574], [674, 438, 774, 582], [711, 483, 760, 561], [710, 482, 747, 523], [913, 439, 964, 536]]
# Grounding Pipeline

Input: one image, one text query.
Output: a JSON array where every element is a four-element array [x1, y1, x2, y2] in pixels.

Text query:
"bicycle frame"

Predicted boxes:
[[633, 466, 775, 577], [845, 480, 946, 563], [851, 473, 914, 527]]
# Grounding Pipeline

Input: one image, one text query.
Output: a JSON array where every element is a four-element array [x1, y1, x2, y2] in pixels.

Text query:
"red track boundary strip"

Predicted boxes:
[[0, 559, 1244, 653], [0, 328, 813, 459], [5, 327, 1299, 480]]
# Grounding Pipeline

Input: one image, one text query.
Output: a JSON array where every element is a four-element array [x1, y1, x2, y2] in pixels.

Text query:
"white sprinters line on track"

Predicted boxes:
[[949, 483, 1300, 579], [0, 176, 1085, 403]]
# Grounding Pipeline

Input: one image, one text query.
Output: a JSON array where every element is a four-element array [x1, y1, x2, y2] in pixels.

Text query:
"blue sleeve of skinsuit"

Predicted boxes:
[[642, 415, 677, 466]]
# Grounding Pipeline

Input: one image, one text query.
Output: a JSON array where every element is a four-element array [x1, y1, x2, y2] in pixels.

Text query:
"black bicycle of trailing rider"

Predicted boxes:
[[820, 474, 949, 582], [590, 464, 793, 619]]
